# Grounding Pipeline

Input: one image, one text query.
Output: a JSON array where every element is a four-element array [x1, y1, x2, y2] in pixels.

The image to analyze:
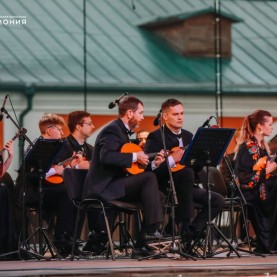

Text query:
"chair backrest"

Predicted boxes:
[[197, 166, 228, 197], [63, 168, 88, 201]]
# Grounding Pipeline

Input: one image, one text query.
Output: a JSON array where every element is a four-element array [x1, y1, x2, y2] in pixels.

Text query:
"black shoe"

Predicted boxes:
[[253, 247, 271, 255], [54, 242, 72, 258], [144, 230, 163, 241], [131, 245, 154, 259], [82, 232, 107, 255], [181, 225, 198, 240]]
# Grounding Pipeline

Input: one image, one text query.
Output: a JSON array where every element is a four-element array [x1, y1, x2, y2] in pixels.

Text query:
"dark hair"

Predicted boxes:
[[242, 110, 272, 138], [118, 96, 143, 117], [161, 98, 182, 112], [67, 110, 91, 132], [234, 109, 272, 155]]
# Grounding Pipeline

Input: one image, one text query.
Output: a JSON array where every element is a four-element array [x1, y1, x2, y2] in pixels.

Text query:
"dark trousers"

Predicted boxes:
[[242, 180, 277, 252], [158, 167, 224, 232], [158, 167, 195, 226], [192, 185, 225, 231], [105, 171, 164, 228], [43, 184, 76, 239]]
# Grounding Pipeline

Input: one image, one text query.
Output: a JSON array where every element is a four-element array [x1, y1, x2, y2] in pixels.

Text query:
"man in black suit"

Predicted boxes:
[[83, 96, 165, 258], [144, 98, 225, 240]]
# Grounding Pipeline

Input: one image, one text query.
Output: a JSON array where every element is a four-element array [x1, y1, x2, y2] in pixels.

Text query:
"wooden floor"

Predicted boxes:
[[1, 251, 277, 277]]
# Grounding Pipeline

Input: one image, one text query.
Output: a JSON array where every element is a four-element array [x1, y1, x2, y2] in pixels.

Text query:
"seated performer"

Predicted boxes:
[[15, 113, 82, 257], [0, 139, 13, 178], [83, 96, 165, 258], [65, 110, 108, 254], [0, 139, 18, 256], [144, 98, 225, 246], [66, 110, 94, 169], [136, 129, 150, 150], [234, 110, 277, 254]]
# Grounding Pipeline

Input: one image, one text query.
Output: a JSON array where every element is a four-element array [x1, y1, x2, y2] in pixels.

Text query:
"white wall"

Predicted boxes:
[[2, 91, 277, 180]]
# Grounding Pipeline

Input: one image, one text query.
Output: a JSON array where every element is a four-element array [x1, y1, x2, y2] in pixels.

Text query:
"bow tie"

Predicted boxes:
[[126, 129, 134, 137], [176, 133, 182, 139]]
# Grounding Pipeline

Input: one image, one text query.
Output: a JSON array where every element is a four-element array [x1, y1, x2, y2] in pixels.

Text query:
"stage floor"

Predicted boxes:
[[0, 252, 277, 277]]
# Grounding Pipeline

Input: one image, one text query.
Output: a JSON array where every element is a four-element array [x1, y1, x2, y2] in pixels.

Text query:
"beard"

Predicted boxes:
[[128, 116, 139, 130]]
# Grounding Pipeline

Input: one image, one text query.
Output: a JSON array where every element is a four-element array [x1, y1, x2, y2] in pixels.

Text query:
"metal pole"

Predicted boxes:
[[83, 0, 87, 111], [214, 0, 223, 126]]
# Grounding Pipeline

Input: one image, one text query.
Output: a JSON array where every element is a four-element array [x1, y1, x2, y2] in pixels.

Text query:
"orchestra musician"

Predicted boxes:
[[136, 129, 150, 150], [144, 98, 225, 248], [15, 113, 82, 257], [0, 139, 14, 178], [234, 109, 277, 254], [83, 96, 165, 258], [64, 110, 108, 255], [0, 139, 18, 256]]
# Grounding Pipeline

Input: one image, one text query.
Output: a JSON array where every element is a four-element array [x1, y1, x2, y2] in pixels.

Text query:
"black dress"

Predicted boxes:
[[235, 136, 277, 253]]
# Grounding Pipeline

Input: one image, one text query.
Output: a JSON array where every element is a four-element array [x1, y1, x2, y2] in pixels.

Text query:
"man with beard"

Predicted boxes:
[[83, 96, 165, 258]]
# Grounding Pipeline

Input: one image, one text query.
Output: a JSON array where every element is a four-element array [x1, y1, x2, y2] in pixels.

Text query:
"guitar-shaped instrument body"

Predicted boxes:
[[121, 143, 185, 175], [170, 146, 186, 172], [46, 151, 84, 184], [253, 153, 276, 179]]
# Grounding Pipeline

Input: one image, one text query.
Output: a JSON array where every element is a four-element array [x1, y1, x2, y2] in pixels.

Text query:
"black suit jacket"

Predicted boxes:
[[83, 119, 133, 200], [144, 125, 193, 177], [66, 134, 93, 162]]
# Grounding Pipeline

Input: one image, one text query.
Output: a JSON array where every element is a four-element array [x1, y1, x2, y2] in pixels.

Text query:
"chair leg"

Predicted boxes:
[[101, 206, 115, 260], [240, 203, 251, 250], [70, 207, 81, 260]]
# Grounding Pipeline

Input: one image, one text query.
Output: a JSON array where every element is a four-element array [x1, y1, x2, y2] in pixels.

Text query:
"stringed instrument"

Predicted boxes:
[[45, 151, 84, 184], [0, 130, 22, 155], [253, 153, 276, 179], [120, 143, 185, 175]]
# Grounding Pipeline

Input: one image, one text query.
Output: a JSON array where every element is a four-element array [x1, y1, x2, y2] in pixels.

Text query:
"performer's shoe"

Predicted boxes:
[[144, 230, 163, 240], [131, 243, 154, 259], [181, 225, 198, 240], [82, 232, 107, 255]]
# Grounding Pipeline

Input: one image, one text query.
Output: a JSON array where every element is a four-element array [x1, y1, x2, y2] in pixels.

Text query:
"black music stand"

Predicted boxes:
[[24, 138, 65, 259], [180, 127, 240, 258], [21, 139, 64, 260]]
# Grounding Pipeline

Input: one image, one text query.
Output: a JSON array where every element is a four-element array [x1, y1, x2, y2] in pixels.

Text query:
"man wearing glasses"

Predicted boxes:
[[15, 113, 81, 258], [66, 110, 94, 169]]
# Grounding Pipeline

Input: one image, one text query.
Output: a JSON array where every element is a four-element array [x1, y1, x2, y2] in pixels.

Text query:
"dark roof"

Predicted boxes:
[[0, 0, 277, 95]]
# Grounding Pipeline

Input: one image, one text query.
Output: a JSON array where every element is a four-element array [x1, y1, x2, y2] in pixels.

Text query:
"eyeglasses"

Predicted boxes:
[[47, 125, 63, 133], [81, 122, 93, 127]]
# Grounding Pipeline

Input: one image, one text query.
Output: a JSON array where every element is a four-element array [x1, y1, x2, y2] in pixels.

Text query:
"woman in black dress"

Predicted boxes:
[[234, 110, 277, 254]]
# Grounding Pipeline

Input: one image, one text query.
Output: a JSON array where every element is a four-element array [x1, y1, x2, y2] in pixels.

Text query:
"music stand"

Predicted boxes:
[[21, 139, 64, 260], [180, 127, 241, 258]]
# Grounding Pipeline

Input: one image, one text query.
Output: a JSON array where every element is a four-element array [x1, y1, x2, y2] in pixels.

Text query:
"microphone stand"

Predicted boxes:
[[0, 107, 48, 261], [140, 121, 196, 261]]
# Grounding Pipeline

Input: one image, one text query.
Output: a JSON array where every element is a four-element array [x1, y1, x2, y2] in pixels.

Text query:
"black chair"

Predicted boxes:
[[63, 168, 143, 260], [197, 167, 251, 251]]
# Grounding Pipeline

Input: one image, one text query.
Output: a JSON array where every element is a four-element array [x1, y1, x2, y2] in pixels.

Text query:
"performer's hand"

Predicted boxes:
[[70, 152, 83, 168], [170, 148, 184, 163], [4, 140, 14, 157], [266, 161, 277, 174], [77, 160, 90, 169], [153, 150, 165, 168], [137, 151, 149, 166], [53, 165, 64, 175]]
